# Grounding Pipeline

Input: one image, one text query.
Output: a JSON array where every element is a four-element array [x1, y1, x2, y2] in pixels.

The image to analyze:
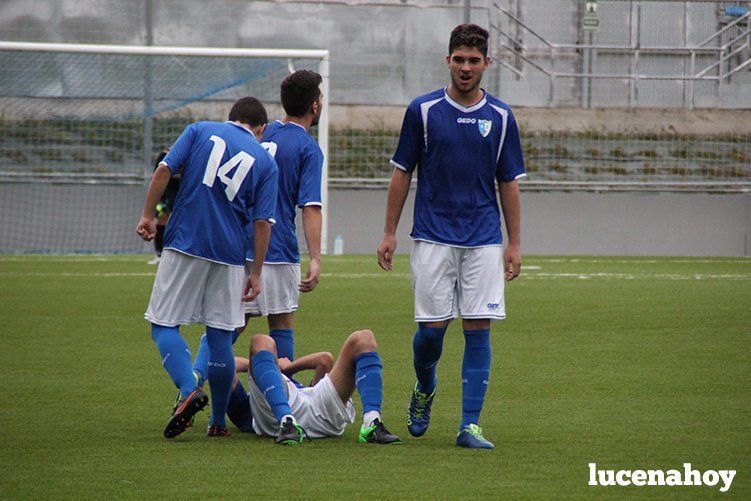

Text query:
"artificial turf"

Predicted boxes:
[[1, 255, 748, 499]]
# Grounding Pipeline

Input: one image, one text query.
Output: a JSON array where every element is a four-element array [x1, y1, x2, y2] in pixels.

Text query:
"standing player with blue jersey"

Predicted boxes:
[[377, 24, 525, 449], [243, 70, 324, 361], [137, 97, 279, 438]]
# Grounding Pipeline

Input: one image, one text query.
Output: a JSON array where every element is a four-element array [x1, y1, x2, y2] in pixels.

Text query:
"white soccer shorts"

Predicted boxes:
[[144, 249, 246, 330], [243, 261, 301, 316], [248, 373, 356, 439], [411, 240, 506, 322]]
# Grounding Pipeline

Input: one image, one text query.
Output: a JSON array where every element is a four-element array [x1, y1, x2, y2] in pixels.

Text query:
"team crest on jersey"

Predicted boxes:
[[478, 119, 492, 137]]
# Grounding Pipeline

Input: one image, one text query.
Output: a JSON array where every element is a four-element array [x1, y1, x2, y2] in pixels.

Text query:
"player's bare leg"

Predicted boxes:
[[328, 330, 401, 444]]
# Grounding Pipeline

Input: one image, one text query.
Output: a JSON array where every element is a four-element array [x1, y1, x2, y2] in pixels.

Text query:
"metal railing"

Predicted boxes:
[[489, 2, 751, 108]]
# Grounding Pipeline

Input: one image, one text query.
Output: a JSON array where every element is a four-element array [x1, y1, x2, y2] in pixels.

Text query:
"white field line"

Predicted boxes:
[[526, 258, 751, 264], [2, 271, 748, 280], [0, 272, 157, 277], [521, 272, 751, 280], [1, 256, 749, 264]]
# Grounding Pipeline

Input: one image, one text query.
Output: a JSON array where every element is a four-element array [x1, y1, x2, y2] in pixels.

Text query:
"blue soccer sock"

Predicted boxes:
[[192, 333, 209, 383], [151, 324, 196, 398], [193, 329, 241, 383], [205, 326, 235, 428], [355, 351, 383, 417], [413, 324, 447, 394], [270, 329, 294, 361], [461, 328, 491, 429], [226, 379, 253, 433], [251, 350, 292, 423]]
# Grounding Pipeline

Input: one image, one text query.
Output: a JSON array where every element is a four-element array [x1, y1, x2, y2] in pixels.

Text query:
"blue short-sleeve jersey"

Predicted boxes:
[[246, 120, 323, 263], [391, 88, 526, 247], [161, 121, 279, 266]]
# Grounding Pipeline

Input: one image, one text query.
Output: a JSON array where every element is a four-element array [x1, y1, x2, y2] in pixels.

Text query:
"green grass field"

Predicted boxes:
[[1, 255, 749, 499]]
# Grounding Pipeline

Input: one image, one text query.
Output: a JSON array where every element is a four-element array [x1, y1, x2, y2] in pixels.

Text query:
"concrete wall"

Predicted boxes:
[[1, 183, 748, 256], [328, 189, 751, 256]]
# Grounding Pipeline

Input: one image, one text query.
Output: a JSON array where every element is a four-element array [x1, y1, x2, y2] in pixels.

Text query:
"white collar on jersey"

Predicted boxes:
[[281, 119, 307, 131], [225, 120, 254, 135], [443, 86, 487, 113]]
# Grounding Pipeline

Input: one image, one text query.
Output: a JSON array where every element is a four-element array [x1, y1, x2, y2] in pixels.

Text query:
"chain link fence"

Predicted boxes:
[[0, 0, 748, 253]]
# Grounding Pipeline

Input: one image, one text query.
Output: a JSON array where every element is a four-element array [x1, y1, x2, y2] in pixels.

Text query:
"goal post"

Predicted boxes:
[[0, 41, 330, 254]]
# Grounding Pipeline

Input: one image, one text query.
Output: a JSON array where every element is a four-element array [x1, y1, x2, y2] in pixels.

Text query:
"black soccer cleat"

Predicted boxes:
[[164, 387, 208, 438], [359, 418, 403, 445]]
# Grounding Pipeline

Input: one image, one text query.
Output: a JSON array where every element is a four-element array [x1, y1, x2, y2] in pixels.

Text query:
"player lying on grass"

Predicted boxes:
[[248, 328, 402, 445], [186, 328, 402, 445]]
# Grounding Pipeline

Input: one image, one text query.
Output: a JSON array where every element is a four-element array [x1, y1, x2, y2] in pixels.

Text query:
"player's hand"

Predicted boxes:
[[277, 357, 292, 373], [504, 244, 522, 281], [136, 216, 157, 241], [242, 273, 262, 302], [377, 234, 397, 271], [299, 258, 320, 293]]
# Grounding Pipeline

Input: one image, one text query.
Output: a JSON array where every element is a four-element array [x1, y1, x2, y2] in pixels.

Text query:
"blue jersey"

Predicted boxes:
[[391, 88, 526, 247], [246, 120, 323, 263], [162, 121, 279, 266]]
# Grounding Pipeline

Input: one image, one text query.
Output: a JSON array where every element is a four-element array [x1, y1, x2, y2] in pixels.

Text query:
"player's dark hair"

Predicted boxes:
[[280, 70, 323, 117], [228, 96, 268, 127], [448, 23, 489, 57]]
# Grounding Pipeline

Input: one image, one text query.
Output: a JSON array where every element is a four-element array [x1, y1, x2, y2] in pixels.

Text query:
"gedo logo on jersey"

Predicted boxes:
[[456, 117, 492, 138]]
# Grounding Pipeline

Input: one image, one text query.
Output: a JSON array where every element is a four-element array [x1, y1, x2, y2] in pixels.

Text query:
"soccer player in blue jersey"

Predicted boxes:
[[242, 70, 325, 362], [376, 24, 525, 449], [137, 97, 279, 438]]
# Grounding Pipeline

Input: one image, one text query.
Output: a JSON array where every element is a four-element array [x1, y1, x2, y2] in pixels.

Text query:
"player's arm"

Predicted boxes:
[[278, 352, 334, 386], [499, 180, 522, 281], [244, 220, 271, 301], [299, 205, 322, 293], [298, 146, 324, 293], [496, 109, 525, 281], [136, 164, 171, 241], [243, 160, 279, 302], [377, 167, 412, 271], [378, 102, 420, 271], [235, 357, 250, 373]]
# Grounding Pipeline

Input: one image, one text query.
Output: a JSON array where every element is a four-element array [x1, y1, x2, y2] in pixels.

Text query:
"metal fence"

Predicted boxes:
[[0, 0, 749, 196], [488, 0, 751, 108]]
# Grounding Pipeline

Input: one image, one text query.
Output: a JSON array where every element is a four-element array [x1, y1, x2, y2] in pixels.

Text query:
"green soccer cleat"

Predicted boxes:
[[407, 382, 436, 437], [358, 418, 402, 445], [456, 423, 494, 449], [275, 416, 307, 446]]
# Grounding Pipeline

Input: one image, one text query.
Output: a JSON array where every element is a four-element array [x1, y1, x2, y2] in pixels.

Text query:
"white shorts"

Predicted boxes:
[[411, 240, 505, 322], [248, 373, 356, 439], [144, 249, 246, 330], [243, 262, 301, 316]]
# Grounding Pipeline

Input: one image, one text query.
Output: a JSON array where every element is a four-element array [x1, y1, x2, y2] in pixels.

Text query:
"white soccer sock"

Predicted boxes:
[[363, 411, 381, 427]]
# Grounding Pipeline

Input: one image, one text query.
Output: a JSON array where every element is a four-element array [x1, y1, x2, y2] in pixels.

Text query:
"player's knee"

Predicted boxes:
[[250, 334, 276, 356], [349, 329, 377, 352], [320, 352, 335, 371]]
